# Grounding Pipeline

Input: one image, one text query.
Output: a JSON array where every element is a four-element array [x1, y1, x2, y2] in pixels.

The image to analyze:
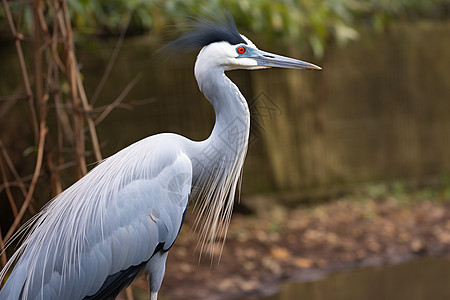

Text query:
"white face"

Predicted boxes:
[[196, 35, 263, 71]]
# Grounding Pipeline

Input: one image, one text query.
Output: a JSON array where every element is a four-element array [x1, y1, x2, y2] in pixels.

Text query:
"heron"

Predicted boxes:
[[0, 14, 321, 300]]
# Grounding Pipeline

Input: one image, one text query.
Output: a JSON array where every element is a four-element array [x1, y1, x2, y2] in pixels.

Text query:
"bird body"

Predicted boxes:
[[0, 134, 193, 299], [0, 14, 320, 300]]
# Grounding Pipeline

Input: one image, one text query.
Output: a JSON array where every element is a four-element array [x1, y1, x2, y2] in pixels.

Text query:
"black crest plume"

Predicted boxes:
[[164, 13, 247, 53]]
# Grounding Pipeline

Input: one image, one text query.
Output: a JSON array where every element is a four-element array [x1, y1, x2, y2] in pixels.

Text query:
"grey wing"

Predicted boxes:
[[1, 152, 192, 300], [81, 153, 192, 299]]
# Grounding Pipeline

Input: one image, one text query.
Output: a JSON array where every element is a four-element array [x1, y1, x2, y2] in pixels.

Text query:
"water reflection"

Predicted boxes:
[[234, 257, 450, 300]]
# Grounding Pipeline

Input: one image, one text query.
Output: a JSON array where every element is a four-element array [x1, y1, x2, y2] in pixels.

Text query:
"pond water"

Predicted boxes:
[[233, 257, 450, 300]]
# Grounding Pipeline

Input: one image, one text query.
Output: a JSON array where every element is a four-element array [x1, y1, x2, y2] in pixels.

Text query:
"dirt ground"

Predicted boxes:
[[123, 191, 450, 300]]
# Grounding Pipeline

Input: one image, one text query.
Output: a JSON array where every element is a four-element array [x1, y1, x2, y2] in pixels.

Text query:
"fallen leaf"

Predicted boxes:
[[293, 257, 313, 268], [270, 246, 291, 260]]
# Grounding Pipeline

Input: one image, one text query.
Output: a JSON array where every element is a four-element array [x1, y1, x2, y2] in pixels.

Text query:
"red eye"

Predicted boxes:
[[237, 46, 246, 54]]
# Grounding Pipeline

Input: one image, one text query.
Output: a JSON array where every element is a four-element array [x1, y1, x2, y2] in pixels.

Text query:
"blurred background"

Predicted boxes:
[[1, 0, 450, 299]]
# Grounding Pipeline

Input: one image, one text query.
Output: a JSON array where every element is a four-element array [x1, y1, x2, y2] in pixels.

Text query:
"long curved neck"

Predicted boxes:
[[193, 63, 250, 178], [204, 74, 249, 140], [186, 53, 250, 254]]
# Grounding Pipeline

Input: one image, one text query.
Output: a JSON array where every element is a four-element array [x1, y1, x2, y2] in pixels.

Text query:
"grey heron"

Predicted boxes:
[[0, 14, 321, 300]]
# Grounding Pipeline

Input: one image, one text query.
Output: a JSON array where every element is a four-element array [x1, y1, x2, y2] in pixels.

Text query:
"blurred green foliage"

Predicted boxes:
[[1, 0, 449, 56], [71, 0, 450, 57], [362, 177, 450, 207]]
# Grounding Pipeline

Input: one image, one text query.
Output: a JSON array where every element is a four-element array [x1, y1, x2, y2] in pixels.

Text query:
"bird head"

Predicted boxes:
[[165, 14, 321, 72], [196, 35, 321, 71]]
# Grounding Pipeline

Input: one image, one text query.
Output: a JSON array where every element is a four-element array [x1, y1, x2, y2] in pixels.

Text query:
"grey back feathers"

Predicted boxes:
[[164, 14, 247, 53], [0, 138, 192, 299]]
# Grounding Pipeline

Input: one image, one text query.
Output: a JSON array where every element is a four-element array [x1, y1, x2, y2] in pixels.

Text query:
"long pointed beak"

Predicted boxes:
[[254, 49, 321, 70]]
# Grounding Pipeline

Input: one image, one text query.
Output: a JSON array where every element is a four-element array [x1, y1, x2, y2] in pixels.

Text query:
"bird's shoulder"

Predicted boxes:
[[106, 133, 192, 176]]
